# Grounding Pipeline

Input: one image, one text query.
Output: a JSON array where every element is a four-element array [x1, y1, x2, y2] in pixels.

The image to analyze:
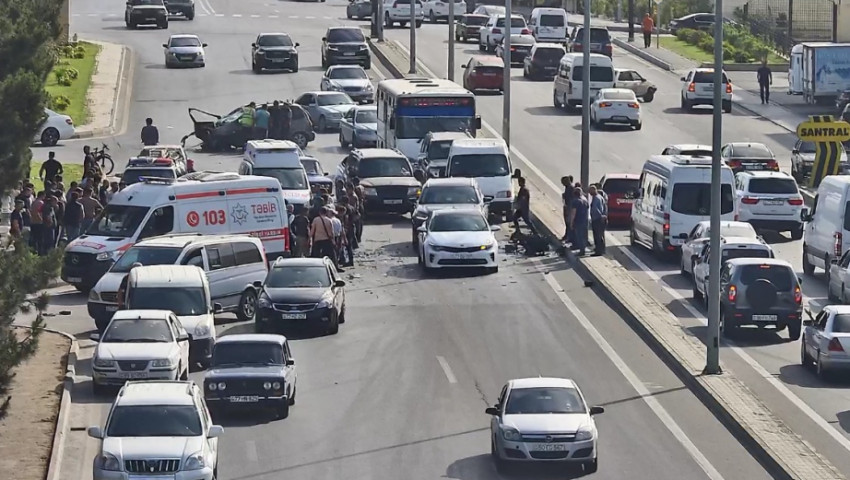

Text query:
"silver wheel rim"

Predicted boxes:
[[293, 133, 307, 148], [44, 129, 58, 145], [243, 292, 256, 318]]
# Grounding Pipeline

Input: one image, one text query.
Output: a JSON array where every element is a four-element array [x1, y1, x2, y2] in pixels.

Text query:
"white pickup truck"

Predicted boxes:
[[478, 14, 530, 52], [383, 0, 423, 28]]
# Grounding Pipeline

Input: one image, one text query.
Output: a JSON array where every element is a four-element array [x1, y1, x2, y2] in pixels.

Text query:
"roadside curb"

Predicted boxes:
[[612, 37, 672, 71], [71, 41, 133, 140]]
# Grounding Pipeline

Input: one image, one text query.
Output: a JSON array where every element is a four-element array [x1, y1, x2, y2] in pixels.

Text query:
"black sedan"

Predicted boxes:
[[255, 257, 346, 335], [203, 333, 297, 419]]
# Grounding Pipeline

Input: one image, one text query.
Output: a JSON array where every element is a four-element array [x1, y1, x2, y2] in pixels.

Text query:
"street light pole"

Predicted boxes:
[[378, 0, 384, 41], [705, 0, 724, 375], [448, 0, 455, 81], [503, 0, 511, 146], [409, 0, 417, 74], [580, 0, 591, 189]]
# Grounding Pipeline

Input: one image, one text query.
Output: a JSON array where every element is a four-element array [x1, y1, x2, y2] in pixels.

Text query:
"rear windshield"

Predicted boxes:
[[732, 144, 773, 158], [675, 148, 712, 156], [602, 91, 636, 101], [572, 66, 614, 82], [464, 16, 488, 26], [534, 47, 565, 61], [723, 248, 771, 260], [474, 66, 503, 75], [540, 14, 566, 27], [602, 178, 639, 194], [833, 314, 850, 333], [576, 28, 610, 42], [496, 17, 527, 28], [738, 264, 794, 290], [747, 178, 798, 194], [326, 29, 365, 43], [121, 168, 177, 185], [449, 154, 510, 177], [671, 183, 734, 215], [693, 71, 729, 83]]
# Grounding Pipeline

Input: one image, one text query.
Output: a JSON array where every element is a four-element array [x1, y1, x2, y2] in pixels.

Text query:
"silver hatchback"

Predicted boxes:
[[164, 34, 206, 68]]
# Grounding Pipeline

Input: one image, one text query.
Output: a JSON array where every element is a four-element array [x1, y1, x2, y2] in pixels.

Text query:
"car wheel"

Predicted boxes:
[[321, 56, 328, 69], [92, 381, 108, 396], [40, 127, 60, 146], [788, 320, 802, 341], [289, 385, 297, 405], [317, 116, 327, 132], [802, 245, 815, 275], [186, 8, 195, 20], [629, 222, 638, 247], [339, 307, 346, 324], [791, 224, 803, 240], [292, 132, 309, 149], [486, 266, 498, 274], [339, 131, 349, 148], [327, 313, 340, 335], [643, 90, 655, 102], [237, 289, 258, 322], [723, 101, 732, 113], [801, 337, 813, 367], [347, 10, 352, 19], [679, 257, 686, 275], [816, 353, 828, 379], [491, 438, 507, 473], [180, 363, 189, 380], [252, 60, 261, 73], [291, 61, 299, 72], [635, 121, 642, 130], [412, 229, 419, 247], [721, 311, 737, 338], [128, 20, 136, 29], [415, 20, 422, 28], [384, 14, 392, 29], [254, 321, 269, 333], [363, 59, 371, 70], [429, 11, 436, 23]]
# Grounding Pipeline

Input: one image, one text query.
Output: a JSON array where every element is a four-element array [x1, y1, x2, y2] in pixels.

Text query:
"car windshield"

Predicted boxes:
[[102, 319, 173, 343], [449, 154, 510, 177], [464, 16, 488, 26], [601, 90, 636, 101], [833, 314, 850, 333], [356, 110, 378, 123], [327, 29, 365, 43], [107, 405, 202, 437], [540, 14, 566, 27], [602, 178, 639, 194], [693, 71, 729, 83], [797, 141, 816, 153], [739, 264, 795, 290], [731, 144, 773, 158], [318, 93, 355, 106], [504, 387, 586, 414], [300, 159, 322, 175], [718, 223, 757, 238], [87, 205, 150, 238], [139, 147, 184, 162], [572, 66, 614, 82], [429, 213, 488, 232], [534, 47, 565, 61], [397, 117, 474, 139], [258, 35, 293, 47], [747, 178, 798, 194], [427, 141, 454, 160], [112, 247, 182, 273], [358, 157, 411, 178], [213, 342, 283, 366], [575, 28, 610, 42], [723, 248, 771, 260], [421, 185, 479, 204], [329, 68, 367, 79], [128, 287, 207, 316], [132, 0, 163, 5], [671, 183, 734, 215], [254, 167, 308, 190], [121, 168, 177, 185], [496, 17, 527, 28], [170, 37, 200, 47], [266, 265, 331, 288]]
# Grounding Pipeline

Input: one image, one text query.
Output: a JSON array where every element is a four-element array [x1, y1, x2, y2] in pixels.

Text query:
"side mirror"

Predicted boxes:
[[803, 319, 813, 326], [485, 406, 499, 415], [322, 37, 327, 41], [831, 257, 840, 265], [413, 170, 426, 183], [162, 44, 168, 48], [461, 63, 468, 68], [253, 280, 263, 288], [207, 425, 224, 438], [490, 225, 501, 231], [177, 333, 189, 342], [202, 43, 208, 48], [334, 279, 346, 287], [286, 358, 295, 366], [213, 303, 223, 313], [324, 172, 330, 176], [800, 208, 811, 222], [680, 76, 686, 81], [792, 149, 799, 154], [87, 426, 104, 439], [417, 225, 427, 232], [252, 43, 257, 47], [474, 116, 482, 129], [589, 406, 605, 415], [296, 42, 300, 47], [89, 333, 101, 342]]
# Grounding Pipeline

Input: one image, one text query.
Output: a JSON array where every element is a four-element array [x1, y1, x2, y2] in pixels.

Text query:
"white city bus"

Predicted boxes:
[[376, 77, 481, 160]]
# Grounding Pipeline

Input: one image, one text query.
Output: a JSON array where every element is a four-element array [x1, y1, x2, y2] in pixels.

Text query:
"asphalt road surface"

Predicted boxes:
[[24, 1, 781, 479]]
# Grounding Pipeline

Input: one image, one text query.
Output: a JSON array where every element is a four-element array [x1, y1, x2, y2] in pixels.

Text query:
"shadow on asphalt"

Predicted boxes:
[[523, 105, 561, 116], [219, 320, 331, 340], [446, 453, 593, 479], [777, 363, 850, 390]]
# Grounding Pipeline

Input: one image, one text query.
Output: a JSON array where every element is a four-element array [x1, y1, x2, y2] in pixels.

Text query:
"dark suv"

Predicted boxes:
[[322, 27, 371, 70], [717, 258, 803, 339], [252, 33, 299, 73], [337, 148, 421, 215], [125, 0, 169, 29], [163, 0, 194, 19], [569, 26, 612, 57]]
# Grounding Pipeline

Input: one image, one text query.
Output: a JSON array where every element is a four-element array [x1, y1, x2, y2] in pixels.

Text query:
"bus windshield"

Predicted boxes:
[[397, 117, 473, 139]]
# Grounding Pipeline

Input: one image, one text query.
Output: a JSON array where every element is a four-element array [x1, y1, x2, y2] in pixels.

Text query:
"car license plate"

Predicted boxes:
[[531, 443, 567, 451], [271, 58, 286, 62], [229, 396, 259, 403], [119, 372, 149, 379], [344, 52, 356, 56], [752, 314, 777, 321], [764, 200, 784, 205], [105, 305, 118, 312], [147, 17, 157, 21], [281, 313, 307, 320], [453, 252, 473, 259], [384, 199, 403, 205], [616, 199, 635, 204], [67, 277, 82, 283]]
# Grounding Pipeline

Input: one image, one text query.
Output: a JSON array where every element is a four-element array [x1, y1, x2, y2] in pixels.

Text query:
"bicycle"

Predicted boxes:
[[91, 143, 115, 175]]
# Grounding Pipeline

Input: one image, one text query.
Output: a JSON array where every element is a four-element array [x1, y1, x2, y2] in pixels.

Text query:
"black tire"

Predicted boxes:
[[788, 321, 802, 341], [363, 59, 371, 70], [321, 56, 328, 69], [791, 224, 803, 240], [723, 101, 732, 113], [347, 10, 352, 19], [252, 61, 261, 73], [816, 354, 828, 379], [128, 21, 136, 29], [801, 337, 813, 367], [289, 385, 296, 405], [291, 62, 299, 73], [291, 132, 309, 149], [187, 11, 195, 21], [635, 122, 642, 130], [180, 364, 189, 380], [802, 246, 815, 275], [415, 20, 422, 28], [277, 400, 290, 419], [41, 127, 60, 146], [327, 313, 340, 335], [643, 90, 655, 102], [339, 307, 346, 324], [721, 311, 737, 338], [491, 439, 507, 473], [237, 289, 258, 322], [384, 14, 392, 29], [429, 11, 436, 23], [317, 116, 327, 133], [92, 381, 108, 396], [99, 154, 115, 175], [254, 321, 269, 333]]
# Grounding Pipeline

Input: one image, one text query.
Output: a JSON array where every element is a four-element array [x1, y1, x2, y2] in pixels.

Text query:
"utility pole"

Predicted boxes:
[[580, 0, 591, 189], [616, 0, 622, 23], [705, 0, 724, 375], [409, 0, 417, 73], [627, 0, 635, 42], [448, 0, 456, 81], [503, 0, 511, 147], [371, 0, 379, 37], [378, 0, 385, 41]]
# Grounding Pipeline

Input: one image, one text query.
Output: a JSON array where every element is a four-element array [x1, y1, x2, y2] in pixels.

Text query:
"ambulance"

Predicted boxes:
[[61, 172, 290, 292], [239, 139, 312, 209]]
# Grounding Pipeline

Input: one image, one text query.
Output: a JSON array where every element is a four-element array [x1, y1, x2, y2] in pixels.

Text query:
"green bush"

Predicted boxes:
[[676, 28, 693, 42], [733, 50, 751, 63], [72, 45, 85, 59], [53, 70, 71, 86], [50, 94, 70, 111], [59, 44, 74, 58], [698, 36, 714, 53], [723, 43, 737, 61], [675, 22, 774, 63]]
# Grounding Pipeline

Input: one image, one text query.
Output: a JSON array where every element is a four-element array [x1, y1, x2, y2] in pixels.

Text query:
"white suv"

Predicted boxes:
[[383, 0, 423, 28], [734, 171, 805, 239], [692, 236, 774, 300], [479, 14, 530, 52], [422, 0, 466, 23], [88, 381, 222, 480], [680, 67, 732, 113]]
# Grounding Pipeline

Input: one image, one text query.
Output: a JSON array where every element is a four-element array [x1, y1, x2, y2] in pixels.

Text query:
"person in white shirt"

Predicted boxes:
[[328, 209, 344, 268]]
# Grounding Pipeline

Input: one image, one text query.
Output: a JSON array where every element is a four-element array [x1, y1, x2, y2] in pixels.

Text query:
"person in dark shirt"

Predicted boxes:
[[569, 187, 589, 256], [63, 190, 85, 241], [291, 206, 311, 257], [83, 146, 95, 175], [39, 152, 63, 191], [757, 61, 772, 104], [141, 117, 159, 146], [9, 200, 24, 239], [512, 177, 536, 234], [14, 183, 33, 227], [561, 175, 573, 242]]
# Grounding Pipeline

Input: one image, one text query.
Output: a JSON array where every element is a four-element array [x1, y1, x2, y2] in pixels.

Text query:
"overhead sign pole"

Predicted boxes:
[[796, 115, 850, 188], [654, 0, 662, 49]]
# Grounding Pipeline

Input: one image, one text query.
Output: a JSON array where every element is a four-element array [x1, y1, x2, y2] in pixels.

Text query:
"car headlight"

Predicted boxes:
[[413, 210, 429, 220], [429, 244, 446, 252], [93, 357, 116, 368], [217, 382, 226, 390], [363, 187, 377, 196], [328, 46, 339, 51], [359, 45, 368, 50], [263, 381, 273, 390], [256, 48, 265, 54], [479, 239, 495, 250], [365, 83, 373, 90], [407, 186, 421, 196], [272, 381, 282, 390], [183, 451, 206, 471], [575, 426, 595, 441], [329, 111, 342, 118], [151, 358, 175, 368], [501, 427, 521, 441], [208, 382, 217, 391], [96, 251, 121, 262], [317, 296, 334, 309], [194, 323, 210, 337], [258, 292, 271, 308], [495, 190, 512, 199], [97, 453, 122, 471], [89, 290, 100, 301]]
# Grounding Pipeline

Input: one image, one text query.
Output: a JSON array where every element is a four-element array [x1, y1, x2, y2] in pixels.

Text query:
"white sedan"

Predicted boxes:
[[417, 209, 499, 273], [680, 220, 757, 276], [34, 108, 75, 146], [802, 305, 850, 378], [89, 310, 190, 394], [590, 88, 642, 130]]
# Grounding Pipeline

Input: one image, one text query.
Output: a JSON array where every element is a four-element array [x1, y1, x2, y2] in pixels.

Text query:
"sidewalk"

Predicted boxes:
[[71, 40, 130, 139]]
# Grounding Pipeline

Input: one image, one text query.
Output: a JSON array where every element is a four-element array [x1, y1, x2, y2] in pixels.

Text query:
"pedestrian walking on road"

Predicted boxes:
[[642, 13, 654, 48], [757, 60, 773, 104], [291, 205, 311, 257], [561, 175, 573, 242], [310, 207, 338, 268], [141, 118, 159, 146], [268, 100, 283, 139], [569, 187, 589, 256], [588, 185, 607, 256], [512, 177, 536, 235], [39, 152, 63, 191]]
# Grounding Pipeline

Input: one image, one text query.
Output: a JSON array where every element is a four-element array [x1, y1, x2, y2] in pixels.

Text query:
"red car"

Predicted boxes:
[[599, 173, 640, 225], [462, 55, 504, 94]]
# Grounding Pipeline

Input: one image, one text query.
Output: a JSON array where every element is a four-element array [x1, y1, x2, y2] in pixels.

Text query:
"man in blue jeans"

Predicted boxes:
[[569, 187, 589, 256], [589, 185, 607, 256]]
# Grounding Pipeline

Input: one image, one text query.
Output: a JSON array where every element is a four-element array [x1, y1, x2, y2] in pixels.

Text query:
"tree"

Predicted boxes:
[[0, 0, 64, 197]]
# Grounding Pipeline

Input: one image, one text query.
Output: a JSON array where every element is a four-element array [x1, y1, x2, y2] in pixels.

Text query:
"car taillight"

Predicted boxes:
[[604, 43, 612, 52], [727, 160, 742, 169], [573, 43, 582, 51], [493, 28, 501, 34], [521, 29, 531, 35], [728, 285, 737, 302], [599, 102, 612, 108], [835, 232, 843, 257], [726, 83, 733, 93], [663, 213, 670, 236], [688, 82, 695, 92], [794, 286, 802, 304], [628, 102, 640, 108], [741, 196, 759, 204], [788, 198, 804, 206], [767, 159, 779, 171], [510, 47, 516, 51], [65, 118, 73, 125], [828, 337, 844, 352]]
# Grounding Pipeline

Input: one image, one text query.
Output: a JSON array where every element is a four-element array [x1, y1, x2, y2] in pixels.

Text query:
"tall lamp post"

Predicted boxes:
[[409, 0, 417, 73], [448, 0, 456, 81], [580, 0, 591, 188], [502, 0, 511, 146]]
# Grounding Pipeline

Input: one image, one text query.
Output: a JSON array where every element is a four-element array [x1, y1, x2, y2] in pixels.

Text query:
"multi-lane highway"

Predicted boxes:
[[25, 1, 791, 479]]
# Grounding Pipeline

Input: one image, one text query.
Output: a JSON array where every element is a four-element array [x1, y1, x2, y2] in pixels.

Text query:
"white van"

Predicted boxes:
[[528, 7, 568, 44], [124, 265, 218, 368], [61, 173, 290, 292], [445, 138, 514, 219], [802, 175, 850, 277], [631, 155, 736, 255], [239, 139, 311, 209], [552, 53, 615, 111]]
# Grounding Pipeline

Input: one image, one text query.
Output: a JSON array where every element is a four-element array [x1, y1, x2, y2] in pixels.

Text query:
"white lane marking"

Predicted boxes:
[[289, 15, 298, 18], [245, 440, 258, 462], [214, 13, 224, 17], [436, 356, 457, 384], [250, 14, 260, 17], [324, 16, 333, 19], [87, 13, 97, 16], [232, 14, 242, 17], [107, 13, 117, 16], [391, 37, 850, 453], [537, 261, 725, 480], [305, 16, 316, 19], [195, 0, 210, 15]]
